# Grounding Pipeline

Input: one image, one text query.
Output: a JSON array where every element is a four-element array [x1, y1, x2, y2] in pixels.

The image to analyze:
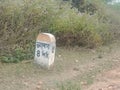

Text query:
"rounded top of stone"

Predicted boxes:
[[37, 33, 55, 43]]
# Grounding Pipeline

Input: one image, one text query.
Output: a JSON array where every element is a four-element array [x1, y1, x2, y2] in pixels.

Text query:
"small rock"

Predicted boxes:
[[58, 55, 61, 57], [51, 89, 55, 90], [91, 50, 96, 53], [36, 85, 41, 90], [22, 75, 25, 78], [37, 81, 43, 85], [107, 85, 114, 89], [24, 28, 28, 31], [46, 88, 49, 90], [92, 75, 95, 78], [75, 60, 79, 63], [11, 81, 15, 84], [80, 81, 87, 85], [23, 81, 28, 86]]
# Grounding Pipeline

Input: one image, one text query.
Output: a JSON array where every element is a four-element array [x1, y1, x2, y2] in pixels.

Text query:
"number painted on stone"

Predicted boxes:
[[42, 51, 49, 58], [37, 50, 40, 57]]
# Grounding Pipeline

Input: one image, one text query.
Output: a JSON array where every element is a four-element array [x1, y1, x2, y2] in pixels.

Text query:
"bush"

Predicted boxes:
[[0, 0, 119, 62], [50, 10, 107, 47], [0, 43, 34, 63], [0, 0, 59, 62]]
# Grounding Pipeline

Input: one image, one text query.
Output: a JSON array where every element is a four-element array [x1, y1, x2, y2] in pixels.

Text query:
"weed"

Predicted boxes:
[[57, 82, 81, 90]]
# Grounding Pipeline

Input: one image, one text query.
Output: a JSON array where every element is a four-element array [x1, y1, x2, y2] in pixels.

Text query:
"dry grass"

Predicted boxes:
[[0, 40, 120, 90]]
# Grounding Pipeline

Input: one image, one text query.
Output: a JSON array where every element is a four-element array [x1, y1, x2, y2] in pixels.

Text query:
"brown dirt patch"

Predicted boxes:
[[87, 66, 120, 90]]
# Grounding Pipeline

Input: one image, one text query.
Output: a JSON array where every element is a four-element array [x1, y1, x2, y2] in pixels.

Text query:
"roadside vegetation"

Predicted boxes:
[[0, 0, 120, 90], [0, 0, 120, 62]]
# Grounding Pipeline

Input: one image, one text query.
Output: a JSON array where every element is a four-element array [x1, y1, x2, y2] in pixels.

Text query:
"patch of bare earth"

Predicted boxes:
[[86, 48, 120, 90], [87, 67, 120, 90]]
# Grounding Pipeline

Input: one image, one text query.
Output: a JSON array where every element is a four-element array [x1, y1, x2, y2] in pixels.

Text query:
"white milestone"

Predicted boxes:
[[34, 33, 56, 68]]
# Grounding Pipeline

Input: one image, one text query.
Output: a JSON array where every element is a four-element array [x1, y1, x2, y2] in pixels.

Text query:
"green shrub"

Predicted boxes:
[[0, 0, 59, 62], [0, 0, 119, 63], [50, 11, 107, 47], [0, 43, 34, 63]]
